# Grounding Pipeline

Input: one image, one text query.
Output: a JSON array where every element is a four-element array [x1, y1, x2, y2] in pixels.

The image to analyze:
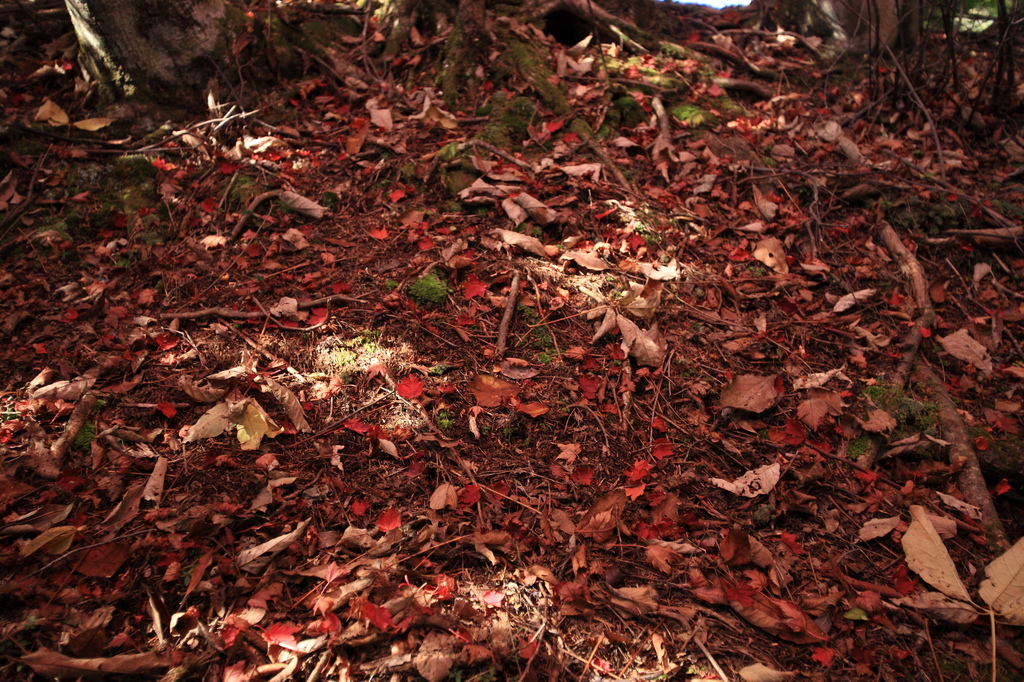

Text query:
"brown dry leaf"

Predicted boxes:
[[279, 191, 327, 219], [467, 374, 520, 407], [499, 358, 539, 379], [236, 519, 310, 574], [753, 237, 788, 273], [576, 489, 627, 543], [560, 249, 609, 271], [720, 529, 752, 566], [937, 328, 994, 377], [856, 408, 897, 433], [728, 590, 829, 644], [490, 228, 547, 258], [605, 585, 659, 617], [646, 544, 681, 574], [72, 117, 114, 131], [858, 516, 902, 541], [615, 314, 665, 367], [472, 531, 512, 565], [516, 401, 549, 417], [414, 632, 456, 682], [894, 591, 979, 624], [739, 663, 797, 681], [18, 647, 170, 679], [512, 192, 557, 225], [718, 374, 780, 413], [831, 288, 877, 313], [73, 542, 131, 578], [429, 483, 458, 510], [711, 463, 781, 498], [796, 388, 844, 431], [21, 525, 77, 557], [263, 376, 312, 432], [34, 98, 68, 126], [979, 535, 1024, 625], [901, 505, 971, 602]]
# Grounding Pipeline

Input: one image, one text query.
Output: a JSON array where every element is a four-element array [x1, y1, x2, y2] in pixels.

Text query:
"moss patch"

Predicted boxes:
[[408, 271, 451, 307]]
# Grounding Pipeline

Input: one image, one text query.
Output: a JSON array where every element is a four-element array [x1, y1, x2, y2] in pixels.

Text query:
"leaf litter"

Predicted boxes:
[[2, 4, 1024, 681]]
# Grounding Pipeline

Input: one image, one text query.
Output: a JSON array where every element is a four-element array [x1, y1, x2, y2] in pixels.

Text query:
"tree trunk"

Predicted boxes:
[[771, 0, 917, 54], [65, 0, 227, 111]]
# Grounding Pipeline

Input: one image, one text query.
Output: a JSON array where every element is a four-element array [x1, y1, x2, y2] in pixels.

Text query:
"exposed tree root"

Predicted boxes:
[[916, 364, 1007, 546]]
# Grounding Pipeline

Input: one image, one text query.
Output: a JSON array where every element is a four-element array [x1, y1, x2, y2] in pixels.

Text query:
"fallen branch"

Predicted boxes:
[[160, 293, 365, 321], [494, 271, 521, 358], [916, 364, 1007, 546]]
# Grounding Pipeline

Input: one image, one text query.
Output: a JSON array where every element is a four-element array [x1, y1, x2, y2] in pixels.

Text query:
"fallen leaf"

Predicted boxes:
[[72, 117, 115, 131], [489, 228, 547, 258], [901, 505, 971, 602], [858, 516, 901, 541], [937, 328, 994, 376], [979, 534, 1024, 625], [279, 191, 327, 219], [739, 662, 797, 681], [711, 463, 781, 498], [894, 591, 979, 624], [832, 289, 877, 313], [18, 648, 170, 679], [561, 250, 609, 271], [468, 374, 520, 407], [753, 237, 788, 273], [718, 374, 781, 413]]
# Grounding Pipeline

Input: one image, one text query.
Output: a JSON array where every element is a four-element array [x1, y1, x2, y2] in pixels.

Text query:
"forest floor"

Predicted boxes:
[[2, 2, 1024, 681]]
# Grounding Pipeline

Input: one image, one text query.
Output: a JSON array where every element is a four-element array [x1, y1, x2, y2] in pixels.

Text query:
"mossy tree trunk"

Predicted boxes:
[[65, 0, 228, 111]]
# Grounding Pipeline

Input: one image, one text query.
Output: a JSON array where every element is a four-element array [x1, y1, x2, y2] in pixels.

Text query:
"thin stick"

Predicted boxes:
[[494, 272, 521, 358], [693, 635, 730, 682]]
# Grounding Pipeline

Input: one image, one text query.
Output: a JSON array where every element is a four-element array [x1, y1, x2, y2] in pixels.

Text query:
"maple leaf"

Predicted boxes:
[[343, 418, 371, 434], [625, 483, 646, 500], [263, 622, 301, 650], [376, 507, 401, 532], [396, 375, 425, 399], [625, 459, 652, 483], [155, 401, 177, 418], [352, 498, 370, 515], [812, 647, 837, 667], [362, 602, 395, 631], [651, 438, 672, 460], [571, 467, 594, 485], [458, 484, 481, 508], [463, 276, 488, 299]]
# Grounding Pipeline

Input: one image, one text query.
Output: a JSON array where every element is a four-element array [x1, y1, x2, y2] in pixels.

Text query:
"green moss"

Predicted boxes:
[[436, 410, 454, 430], [73, 422, 96, 452], [502, 40, 570, 116], [228, 176, 261, 210], [408, 271, 451, 307], [847, 435, 871, 460], [752, 503, 775, 527], [613, 96, 647, 128], [670, 104, 719, 128]]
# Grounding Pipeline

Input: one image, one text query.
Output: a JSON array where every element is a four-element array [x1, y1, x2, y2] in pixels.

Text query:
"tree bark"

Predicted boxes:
[[65, 0, 226, 111]]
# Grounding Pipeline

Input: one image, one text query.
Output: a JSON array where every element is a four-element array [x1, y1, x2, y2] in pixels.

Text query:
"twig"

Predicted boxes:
[[228, 189, 282, 241], [160, 294, 364, 321], [692, 634, 730, 682], [494, 272, 521, 358], [43, 393, 98, 477]]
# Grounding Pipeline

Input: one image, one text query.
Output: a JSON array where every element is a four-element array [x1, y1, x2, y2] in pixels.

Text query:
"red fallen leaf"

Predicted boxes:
[[396, 375, 425, 399], [625, 459, 652, 483], [362, 602, 395, 631], [651, 438, 672, 460], [454, 314, 477, 326], [728, 589, 829, 644], [481, 590, 504, 607], [201, 197, 218, 214], [974, 436, 990, 451], [625, 483, 646, 500], [155, 401, 177, 418], [577, 375, 600, 399], [219, 161, 241, 174], [61, 309, 80, 323], [376, 507, 401, 532], [570, 467, 594, 485], [516, 401, 549, 417], [417, 237, 434, 251], [351, 498, 370, 515], [154, 332, 178, 351], [389, 188, 406, 202], [778, 531, 806, 554], [458, 484, 481, 508], [812, 647, 837, 666], [920, 326, 932, 338], [519, 637, 539, 660], [994, 478, 1012, 495], [369, 227, 388, 240], [306, 307, 328, 326], [263, 622, 301, 650], [892, 565, 917, 595], [707, 83, 724, 96], [651, 416, 667, 432], [343, 418, 371, 434], [463, 276, 488, 299]]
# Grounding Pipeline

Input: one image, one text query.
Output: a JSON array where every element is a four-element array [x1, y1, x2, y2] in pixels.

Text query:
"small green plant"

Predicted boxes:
[[407, 271, 451, 307], [752, 503, 775, 527], [429, 363, 452, 376], [436, 410, 454, 430], [537, 352, 554, 364], [384, 279, 398, 290]]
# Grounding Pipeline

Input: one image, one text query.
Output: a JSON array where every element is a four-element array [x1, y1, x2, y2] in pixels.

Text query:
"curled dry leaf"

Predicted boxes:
[[894, 591, 979, 624], [576, 489, 627, 543], [489, 228, 547, 258], [979, 534, 1024, 625], [279, 190, 327, 219], [711, 462, 781, 498], [832, 288, 877, 313], [560, 249, 610, 271], [858, 516, 902, 542], [739, 663, 797, 682], [467, 374, 520, 407], [19, 648, 170, 679]]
